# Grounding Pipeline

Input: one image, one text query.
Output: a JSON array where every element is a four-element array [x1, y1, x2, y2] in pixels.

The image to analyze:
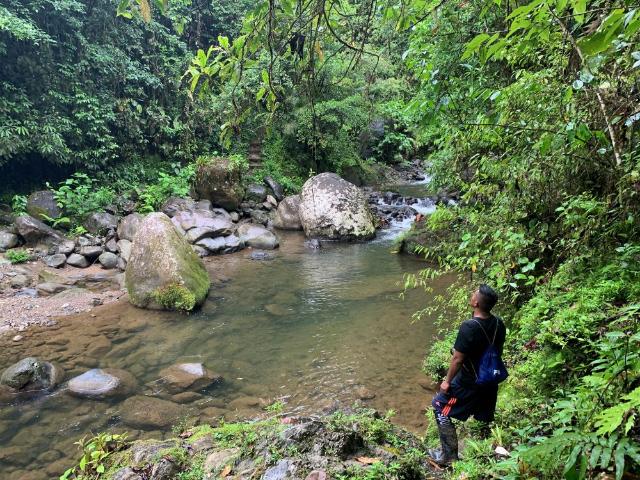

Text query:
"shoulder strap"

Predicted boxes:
[[472, 316, 499, 345]]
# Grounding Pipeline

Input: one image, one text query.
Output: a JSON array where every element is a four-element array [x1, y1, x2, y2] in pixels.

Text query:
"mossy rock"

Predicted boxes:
[[192, 157, 245, 211], [125, 212, 210, 311]]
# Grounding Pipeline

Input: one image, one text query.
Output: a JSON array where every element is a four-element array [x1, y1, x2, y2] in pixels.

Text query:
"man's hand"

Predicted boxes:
[[440, 380, 450, 393]]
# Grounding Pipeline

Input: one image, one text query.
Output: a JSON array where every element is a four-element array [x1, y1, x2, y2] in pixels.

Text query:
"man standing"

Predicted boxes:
[[429, 284, 507, 466]]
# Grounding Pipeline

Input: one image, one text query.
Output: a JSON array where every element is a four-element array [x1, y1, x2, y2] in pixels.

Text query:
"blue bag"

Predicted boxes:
[[472, 317, 508, 386]]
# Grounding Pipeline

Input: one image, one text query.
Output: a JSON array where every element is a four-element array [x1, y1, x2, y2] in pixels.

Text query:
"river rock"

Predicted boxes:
[[125, 212, 210, 311], [98, 252, 118, 269], [0, 231, 19, 251], [10, 274, 30, 288], [67, 253, 89, 268], [150, 458, 179, 480], [299, 173, 375, 240], [67, 368, 136, 399], [273, 195, 302, 230], [0, 357, 64, 391], [14, 214, 64, 246], [44, 254, 66, 268], [79, 245, 103, 259], [245, 184, 268, 203], [237, 224, 279, 250], [224, 234, 243, 252], [193, 157, 245, 211], [196, 236, 226, 254], [37, 282, 68, 295], [56, 239, 76, 255], [264, 176, 285, 201], [26, 190, 61, 221], [105, 238, 118, 253], [111, 467, 143, 480], [120, 395, 185, 429], [185, 227, 221, 244], [84, 212, 118, 235], [192, 245, 209, 257], [172, 210, 233, 236], [159, 363, 222, 394], [117, 213, 144, 242], [117, 239, 132, 261], [263, 459, 296, 480], [161, 197, 195, 217]]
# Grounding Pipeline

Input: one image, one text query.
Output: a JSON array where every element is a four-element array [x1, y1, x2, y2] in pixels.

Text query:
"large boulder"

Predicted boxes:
[[192, 157, 245, 211], [161, 197, 195, 217], [171, 210, 233, 237], [0, 357, 64, 391], [117, 213, 144, 242], [125, 213, 210, 311], [14, 214, 64, 246], [273, 195, 302, 231], [245, 184, 268, 203], [237, 224, 279, 250], [84, 212, 118, 235], [158, 363, 222, 394], [26, 190, 61, 221], [298, 173, 375, 240], [67, 368, 136, 399], [0, 230, 19, 251]]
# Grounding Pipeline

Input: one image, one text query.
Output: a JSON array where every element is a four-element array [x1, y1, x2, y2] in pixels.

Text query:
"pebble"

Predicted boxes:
[[12, 335, 23, 342]]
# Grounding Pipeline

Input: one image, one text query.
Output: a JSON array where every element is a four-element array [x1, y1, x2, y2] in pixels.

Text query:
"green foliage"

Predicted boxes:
[[5, 248, 30, 264], [136, 162, 195, 213], [10, 194, 26, 215], [60, 432, 128, 480], [152, 283, 197, 312], [47, 173, 115, 221]]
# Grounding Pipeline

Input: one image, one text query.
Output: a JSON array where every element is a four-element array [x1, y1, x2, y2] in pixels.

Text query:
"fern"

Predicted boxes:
[[595, 386, 640, 436]]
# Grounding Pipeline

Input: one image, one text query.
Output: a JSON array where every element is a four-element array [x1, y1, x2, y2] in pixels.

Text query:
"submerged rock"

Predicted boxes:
[[67, 368, 136, 399], [120, 396, 185, 429], [158, 363, 222, 394], [0, 357, 64, 391], [298, 173, 375, 241], [125, 212, 210, 311], [273, 195, 302, 231]]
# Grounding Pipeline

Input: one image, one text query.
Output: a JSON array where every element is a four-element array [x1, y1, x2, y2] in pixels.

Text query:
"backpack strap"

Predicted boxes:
[[472, 316, 499, 345]]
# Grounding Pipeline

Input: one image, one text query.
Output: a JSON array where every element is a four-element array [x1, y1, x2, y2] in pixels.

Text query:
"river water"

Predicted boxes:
[[0, 183, 454, 479]]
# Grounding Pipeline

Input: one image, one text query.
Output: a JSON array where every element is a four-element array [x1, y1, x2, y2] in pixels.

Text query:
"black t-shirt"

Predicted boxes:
[[453, 315, 506, 387]]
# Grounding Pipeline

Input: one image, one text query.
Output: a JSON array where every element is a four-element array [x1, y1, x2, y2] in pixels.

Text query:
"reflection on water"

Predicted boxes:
[[0, 231, 454, 479]]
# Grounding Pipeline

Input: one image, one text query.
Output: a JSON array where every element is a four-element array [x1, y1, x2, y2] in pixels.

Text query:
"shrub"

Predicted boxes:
[[5, 249, 30, 264]]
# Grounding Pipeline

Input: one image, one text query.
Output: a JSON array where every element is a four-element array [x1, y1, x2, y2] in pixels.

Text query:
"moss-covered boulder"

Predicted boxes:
[[125, 212, 210, 311], [192, 157, 245, 211], [299, 173, 375, 241]]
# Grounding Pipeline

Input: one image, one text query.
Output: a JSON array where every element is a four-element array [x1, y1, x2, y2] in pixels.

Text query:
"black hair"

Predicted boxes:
[[477, 284, 498, 312]]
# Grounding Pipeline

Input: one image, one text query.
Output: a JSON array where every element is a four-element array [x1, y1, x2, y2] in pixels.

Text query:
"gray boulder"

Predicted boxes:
[[298, 173, 375, 240], [245, 184, 268, 202], [79, 246, 103, 259], [117, 239, 132, 262], [0, 357, 64, 391], [105, 238, 118, 253], [67, 368, 136, 399], [273, 195, 302, 231], [185, 227, 220, 244], [0, 231, 19, 251], [44, 254, 66, 268], [264, 176, 285, 201], [224, 235, 244, 253], [56, 239, 76, 255], [196, 236, 226, 254], [67, 253, 89, 268], [237, 224, 279, 249], [84, 212, 118, 235], [171, 210, 233, 236], [125, 212, 210, 311], [192, 157, 245, 211], [117, 213, 144, 241], [98, 252, 118, 269], [14, 215, 64, 246], [26, 190, 61, 221], [37, 282, 68, 296], [161, 197, 195, 218]]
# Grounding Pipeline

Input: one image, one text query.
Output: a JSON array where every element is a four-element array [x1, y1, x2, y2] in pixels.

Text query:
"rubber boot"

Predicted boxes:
[[428, 419, 459, 466]]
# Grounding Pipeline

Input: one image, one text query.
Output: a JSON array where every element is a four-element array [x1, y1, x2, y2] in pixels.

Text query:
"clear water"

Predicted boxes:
[[0, 228, 454, 479]]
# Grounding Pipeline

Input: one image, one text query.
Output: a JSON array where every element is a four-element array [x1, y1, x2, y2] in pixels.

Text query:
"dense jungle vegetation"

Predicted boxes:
[[1, 0, 639, 478]]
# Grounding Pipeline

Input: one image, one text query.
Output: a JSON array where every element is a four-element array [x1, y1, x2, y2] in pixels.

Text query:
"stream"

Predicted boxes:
[[0, 181, 455, 480]]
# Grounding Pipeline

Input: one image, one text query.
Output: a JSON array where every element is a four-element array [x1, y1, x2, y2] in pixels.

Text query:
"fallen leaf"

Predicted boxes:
[[356, 457, 381, 465], [221, 464, 232, 477]]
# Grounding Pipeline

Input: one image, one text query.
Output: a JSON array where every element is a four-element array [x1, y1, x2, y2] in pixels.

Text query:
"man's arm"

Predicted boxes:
[[440, 349, 465, 393]]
